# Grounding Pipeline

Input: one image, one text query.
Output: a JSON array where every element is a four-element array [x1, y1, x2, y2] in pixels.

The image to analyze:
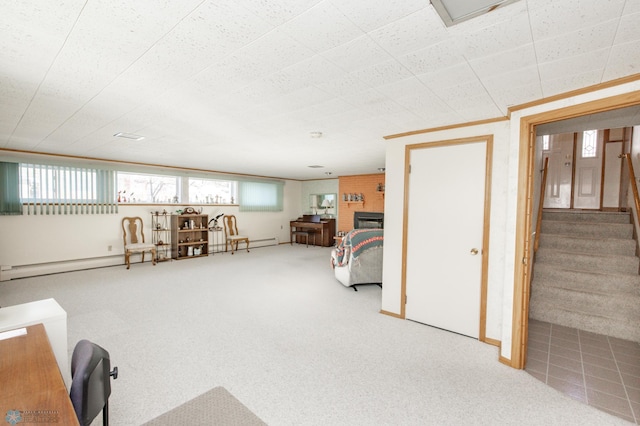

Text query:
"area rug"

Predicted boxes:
[[142, 387, 266, 426]]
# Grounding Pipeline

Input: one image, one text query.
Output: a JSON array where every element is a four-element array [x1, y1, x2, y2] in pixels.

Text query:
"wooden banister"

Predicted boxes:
[[622, 153, 640, 216], [534, 157, 549, 253]]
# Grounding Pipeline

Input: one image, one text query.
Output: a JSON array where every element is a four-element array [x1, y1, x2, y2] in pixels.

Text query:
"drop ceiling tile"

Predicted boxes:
[[279, 55, 348, 87], [528, 0, 626, 40], [417, 62, 477, 92], [280, 2, 365, 53], [234, 0, 322, 26], [468, 44, 537, 81], [460, 12, 533, 60], [369, 8, 449, 57], [623, 1, 640, 13], [534, 20, 618, 63], [376, 77, 433, 101], [351, 59, 413, 88], [331, 0, 427, 32], [310, 98, 358, 118], [432, 80, 495, 111], [316, 73, 372, 97], [602, 39, 640, 81], [0, 1, 85, 74], [483, 66, 544, 109], [613, 12, 640, 45], [538, 48, 608, 82], [321, 35, 394, 73], [234, 27, 316, 76], [400, 39, 466, 75], [541, 69, 602, 97]]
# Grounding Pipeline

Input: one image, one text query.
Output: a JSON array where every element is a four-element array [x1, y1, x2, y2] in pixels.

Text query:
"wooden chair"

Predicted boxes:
[[121, 216, 156, 269], [223, 215, 250, 255]]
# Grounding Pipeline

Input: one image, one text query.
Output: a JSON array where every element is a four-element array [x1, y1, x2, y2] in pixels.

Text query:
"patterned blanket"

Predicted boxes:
[[333, 229, 384, 267]]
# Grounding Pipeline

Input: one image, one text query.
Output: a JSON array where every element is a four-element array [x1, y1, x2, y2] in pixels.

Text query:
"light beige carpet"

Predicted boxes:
[[142, 387, 266, 426]]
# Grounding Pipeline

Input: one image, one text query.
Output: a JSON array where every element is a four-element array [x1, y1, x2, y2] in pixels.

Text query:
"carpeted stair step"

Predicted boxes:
[[542, 210, 631, 224], [532, 263, 640, 295], [530, 285, 640, 319], [538, 234, 636, 256], [541, 220, 633, 239], [535, 247, 639, 275], [529, 298, 640, 342]]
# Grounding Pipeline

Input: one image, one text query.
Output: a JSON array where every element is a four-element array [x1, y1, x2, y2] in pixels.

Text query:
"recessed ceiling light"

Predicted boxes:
[[325, 172, 332, 176], [114, 132, 145, 141], [431, 0, 519, 26], [308, 165, 324, 168], [378, 168, 386, 172], [310, 131, 323, 138]]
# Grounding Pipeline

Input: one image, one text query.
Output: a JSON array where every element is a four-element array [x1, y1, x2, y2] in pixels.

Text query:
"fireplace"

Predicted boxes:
[[354, 212, 384, 229]]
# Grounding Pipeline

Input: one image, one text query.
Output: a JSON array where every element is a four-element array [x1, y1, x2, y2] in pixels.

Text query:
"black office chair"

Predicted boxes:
[[70, 340, 119, 426]]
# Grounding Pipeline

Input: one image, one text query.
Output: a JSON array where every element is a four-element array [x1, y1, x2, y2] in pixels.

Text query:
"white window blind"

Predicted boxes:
[[238, 181, 283, 212], [20, 164, 118, 215]]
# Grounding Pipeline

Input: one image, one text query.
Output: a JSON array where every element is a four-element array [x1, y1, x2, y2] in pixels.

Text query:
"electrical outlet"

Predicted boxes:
[[108, 245, 112, 252]]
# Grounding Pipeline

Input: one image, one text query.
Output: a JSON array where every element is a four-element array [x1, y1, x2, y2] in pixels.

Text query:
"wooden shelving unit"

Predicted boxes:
[[171, 214, 209, 260]]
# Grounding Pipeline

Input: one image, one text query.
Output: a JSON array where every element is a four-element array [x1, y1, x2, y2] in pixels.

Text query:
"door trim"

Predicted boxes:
[[511, 90, 640, 369], [400, 135, 493, 342]]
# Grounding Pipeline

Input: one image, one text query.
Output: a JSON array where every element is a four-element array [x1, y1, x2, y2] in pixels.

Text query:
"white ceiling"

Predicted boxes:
[[1, 0, 640, 180]]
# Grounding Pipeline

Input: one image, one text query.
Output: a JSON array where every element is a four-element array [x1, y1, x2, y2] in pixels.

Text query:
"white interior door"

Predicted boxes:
[[404, 141, 487, 338], [573, 130, 603, 209], [543, 133, 574, 209]]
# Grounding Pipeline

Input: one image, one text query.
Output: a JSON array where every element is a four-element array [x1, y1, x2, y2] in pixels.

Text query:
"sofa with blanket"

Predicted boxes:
[[330, 229, 383, 290]]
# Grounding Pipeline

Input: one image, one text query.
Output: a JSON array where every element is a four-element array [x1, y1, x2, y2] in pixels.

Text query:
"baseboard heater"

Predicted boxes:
[[1, 255, 124, 281], [208, 237, 279, 254], [2, 238, 282, 281]]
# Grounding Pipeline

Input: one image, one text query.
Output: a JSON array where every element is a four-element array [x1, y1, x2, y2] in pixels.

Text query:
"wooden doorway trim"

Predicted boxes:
[[510, 90, 640, 369], [400, 135, 493, 342]]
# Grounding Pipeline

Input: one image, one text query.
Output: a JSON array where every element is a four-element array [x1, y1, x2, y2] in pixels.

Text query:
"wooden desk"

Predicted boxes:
[[0, 324, 79, 425], [289, 218, 336, 247]]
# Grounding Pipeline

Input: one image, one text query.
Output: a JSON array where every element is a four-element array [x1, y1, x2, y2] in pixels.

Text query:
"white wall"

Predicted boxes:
[[382, 79, 640, 364], [0, 172, 302, 279], [381, 122, 511, 343], [300, 179, 339, 216]]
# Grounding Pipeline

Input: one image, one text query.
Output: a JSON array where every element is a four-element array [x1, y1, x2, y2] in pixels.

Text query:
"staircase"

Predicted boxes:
[[529, 210, 640, 342]]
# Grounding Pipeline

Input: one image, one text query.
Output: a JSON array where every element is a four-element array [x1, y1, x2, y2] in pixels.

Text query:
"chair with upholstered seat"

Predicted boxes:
[[70, 339, 119, 426], [223, 215, 250, 254], [121, 216, 156, 269]]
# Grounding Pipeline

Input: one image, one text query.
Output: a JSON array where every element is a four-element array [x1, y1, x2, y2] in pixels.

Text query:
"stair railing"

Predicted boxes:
[[534, 157, 549, 253], [620, 153, 640, 217]]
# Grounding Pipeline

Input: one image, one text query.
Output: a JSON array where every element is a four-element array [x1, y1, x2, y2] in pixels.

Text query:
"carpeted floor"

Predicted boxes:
[[0, 244, 630, 425]]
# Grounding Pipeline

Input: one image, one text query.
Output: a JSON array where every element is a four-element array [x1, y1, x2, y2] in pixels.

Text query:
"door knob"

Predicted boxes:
[[470, 248, 479, 255]]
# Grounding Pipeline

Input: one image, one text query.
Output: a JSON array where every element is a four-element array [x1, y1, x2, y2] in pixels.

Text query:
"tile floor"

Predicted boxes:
[[526, 319, 640, 424]]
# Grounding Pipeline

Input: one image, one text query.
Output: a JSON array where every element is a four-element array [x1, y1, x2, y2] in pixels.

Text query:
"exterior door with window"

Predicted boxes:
[[573, 130, 603, 209]]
